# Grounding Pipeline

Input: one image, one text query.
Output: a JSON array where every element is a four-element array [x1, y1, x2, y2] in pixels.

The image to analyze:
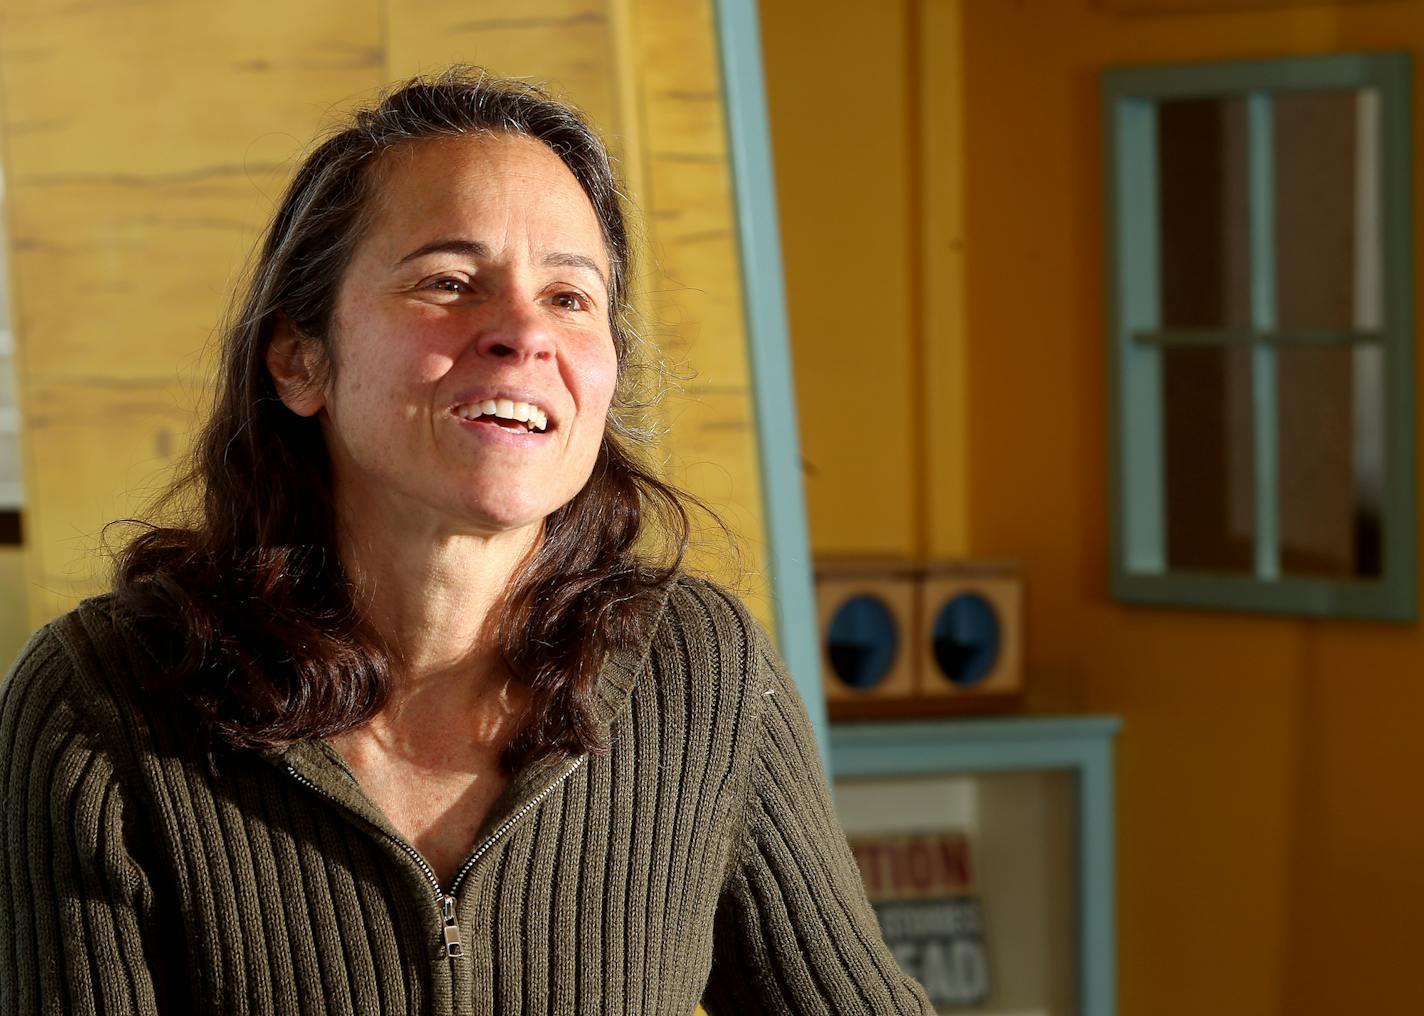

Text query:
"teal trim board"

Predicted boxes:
[[1104, 51, 1406, 100], [1112, 98, 1164, 577], [713, 0, 830, 767], [831, 716, 1122, 1016], [1133, 328, 1383, 347]]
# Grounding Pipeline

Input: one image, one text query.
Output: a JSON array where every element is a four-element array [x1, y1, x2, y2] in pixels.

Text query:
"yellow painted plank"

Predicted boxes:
[[384, 0, 620, 136], [5, 170, 288, 384], [22, 379, 194, 626], [630, 0, 723, 99], [625, 0, 769, 612], [0, 0, 382, 177], [0, 1, 386, 622], [662, 384, 771, 626], [643, 204, 747, 389]]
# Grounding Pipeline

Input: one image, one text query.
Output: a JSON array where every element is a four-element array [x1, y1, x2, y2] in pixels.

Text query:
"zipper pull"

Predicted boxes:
[[441, 895, 464, 958]]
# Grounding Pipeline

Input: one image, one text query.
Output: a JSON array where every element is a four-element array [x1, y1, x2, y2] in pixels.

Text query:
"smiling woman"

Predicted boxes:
[[0, 69, 932, 1015]]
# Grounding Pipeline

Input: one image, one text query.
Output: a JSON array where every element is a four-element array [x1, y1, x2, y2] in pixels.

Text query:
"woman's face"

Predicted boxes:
[[289, 133, 619, 541]]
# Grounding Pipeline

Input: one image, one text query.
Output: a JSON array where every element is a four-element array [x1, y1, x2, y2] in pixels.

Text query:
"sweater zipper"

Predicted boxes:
[[284, 754, 586, 959]]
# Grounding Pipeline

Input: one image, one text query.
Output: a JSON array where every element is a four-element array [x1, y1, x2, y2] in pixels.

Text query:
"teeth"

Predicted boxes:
[[455, 398, 550, 432]]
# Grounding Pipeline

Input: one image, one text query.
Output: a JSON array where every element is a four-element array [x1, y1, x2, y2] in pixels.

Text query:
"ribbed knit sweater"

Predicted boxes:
[[0, 576, 932, 1015]]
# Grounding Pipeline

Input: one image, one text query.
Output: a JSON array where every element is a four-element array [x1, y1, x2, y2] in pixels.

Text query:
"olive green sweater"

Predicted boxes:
[[0, 576, 931, 1015]]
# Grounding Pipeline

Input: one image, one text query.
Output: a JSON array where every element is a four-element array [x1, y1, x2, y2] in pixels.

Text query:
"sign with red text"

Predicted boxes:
[[849, 832, 990, 1008]]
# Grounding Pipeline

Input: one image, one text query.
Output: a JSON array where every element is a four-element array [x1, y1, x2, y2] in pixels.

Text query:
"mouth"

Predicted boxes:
[[451, 398, 550, 434]]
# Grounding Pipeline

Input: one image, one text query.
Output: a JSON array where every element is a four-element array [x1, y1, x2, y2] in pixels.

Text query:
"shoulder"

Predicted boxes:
[[653, 573, 777, 674], [0, 594, 166, 773], [638, 572, 797, 714]]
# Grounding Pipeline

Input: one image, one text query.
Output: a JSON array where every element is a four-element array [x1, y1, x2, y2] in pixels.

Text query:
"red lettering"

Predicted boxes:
[[938, 838, 970, 888], [906, 841, 933, 891], [889, 840, 907, 891]]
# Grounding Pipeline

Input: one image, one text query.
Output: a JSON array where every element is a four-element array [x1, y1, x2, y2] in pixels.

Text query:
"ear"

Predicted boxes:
[[265, 315, 327, 418]]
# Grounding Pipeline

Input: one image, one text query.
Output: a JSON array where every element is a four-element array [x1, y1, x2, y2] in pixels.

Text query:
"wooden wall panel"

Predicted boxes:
[[1, 0, 774, 636], [643, 156, 749, 389], [0, 1, 383, 625], [5, 173, 286, 383], [629, 0, 771, 617], [385, 0, 621, 135], [0, 1, 381, 177], [22, 379, 192, 620]]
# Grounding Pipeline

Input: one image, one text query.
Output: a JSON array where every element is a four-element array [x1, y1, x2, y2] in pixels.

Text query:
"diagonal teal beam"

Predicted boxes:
[[713, 0, 830, 770]]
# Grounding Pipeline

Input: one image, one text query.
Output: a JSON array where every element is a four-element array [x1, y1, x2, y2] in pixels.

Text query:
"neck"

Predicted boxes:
[[337, 498, 542, 722]]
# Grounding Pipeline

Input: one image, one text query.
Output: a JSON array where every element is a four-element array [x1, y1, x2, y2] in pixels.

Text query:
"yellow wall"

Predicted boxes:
[[760, 0, 923, 556], [763, 1, 1424, 1013], [0, 0, 771, 640]]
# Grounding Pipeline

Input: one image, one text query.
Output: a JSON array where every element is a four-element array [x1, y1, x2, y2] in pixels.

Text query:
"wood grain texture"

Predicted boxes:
[[385, 0, 621, 138], [0, 0, 383, 625], [22, 378, 194, 620], [629, 0, 771, 618], [0, 1, 381, 177], [5, 170, 286, 384]]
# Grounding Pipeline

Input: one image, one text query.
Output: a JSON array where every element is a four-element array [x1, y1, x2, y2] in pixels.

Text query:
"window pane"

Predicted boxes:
[[1274, 89, 1382, 331], [1277, 344, 1384, 578], [1157, 97, 1252, 329], [1163, 345, 1256, 573]]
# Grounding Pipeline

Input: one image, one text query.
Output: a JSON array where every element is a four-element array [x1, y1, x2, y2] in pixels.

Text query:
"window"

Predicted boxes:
[[1104, 52, 1414, 619]]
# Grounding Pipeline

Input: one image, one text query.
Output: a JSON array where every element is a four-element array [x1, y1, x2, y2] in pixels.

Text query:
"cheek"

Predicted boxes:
[[577, 340, 620, 417], [329, 329, 457, 406]]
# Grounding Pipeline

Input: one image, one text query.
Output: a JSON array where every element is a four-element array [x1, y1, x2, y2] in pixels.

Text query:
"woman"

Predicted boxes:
[[0, 70, 932, 1015]]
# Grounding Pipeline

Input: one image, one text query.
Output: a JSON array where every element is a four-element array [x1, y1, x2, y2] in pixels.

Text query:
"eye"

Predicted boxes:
[[550, 290, 590, 312], [427, 277, 470, 294]]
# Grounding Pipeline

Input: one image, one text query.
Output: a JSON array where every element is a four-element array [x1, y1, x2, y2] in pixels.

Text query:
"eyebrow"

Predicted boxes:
[[396, 239, 609, 291], [397, 239, 490, 265]]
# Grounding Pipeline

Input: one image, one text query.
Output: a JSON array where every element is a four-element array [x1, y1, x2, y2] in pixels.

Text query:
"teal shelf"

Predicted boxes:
[[831, 715, 1121, 1016]]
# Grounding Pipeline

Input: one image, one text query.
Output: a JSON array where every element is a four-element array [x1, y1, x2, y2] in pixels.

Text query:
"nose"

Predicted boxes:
[[474, 291, 555, 363]]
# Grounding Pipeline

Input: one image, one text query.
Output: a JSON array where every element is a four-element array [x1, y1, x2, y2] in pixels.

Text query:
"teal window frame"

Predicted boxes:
[[1103, 52, 1416, 620]]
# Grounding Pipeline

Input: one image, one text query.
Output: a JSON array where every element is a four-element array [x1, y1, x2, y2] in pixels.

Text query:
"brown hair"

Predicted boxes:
[[114, 68, 700, 769]]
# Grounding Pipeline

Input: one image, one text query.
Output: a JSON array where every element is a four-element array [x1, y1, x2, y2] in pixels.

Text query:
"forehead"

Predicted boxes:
[[359, 133, 609, 265]]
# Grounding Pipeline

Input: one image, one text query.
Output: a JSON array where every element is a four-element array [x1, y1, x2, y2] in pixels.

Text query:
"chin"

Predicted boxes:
[[459, 493, 559, 535]]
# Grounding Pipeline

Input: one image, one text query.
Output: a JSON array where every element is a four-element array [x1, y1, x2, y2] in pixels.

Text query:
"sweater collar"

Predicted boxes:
[[265, 572, 679, 851]]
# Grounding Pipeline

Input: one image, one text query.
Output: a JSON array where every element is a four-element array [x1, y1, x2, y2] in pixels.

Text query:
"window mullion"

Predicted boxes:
[[1119, 99, 1165, 574], [1248, 91, 1280, 582]]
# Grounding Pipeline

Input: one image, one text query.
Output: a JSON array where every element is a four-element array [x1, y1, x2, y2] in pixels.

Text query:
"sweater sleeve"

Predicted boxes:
[[702, 623, 934, 1016], [0, 625, 166, 1016]]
